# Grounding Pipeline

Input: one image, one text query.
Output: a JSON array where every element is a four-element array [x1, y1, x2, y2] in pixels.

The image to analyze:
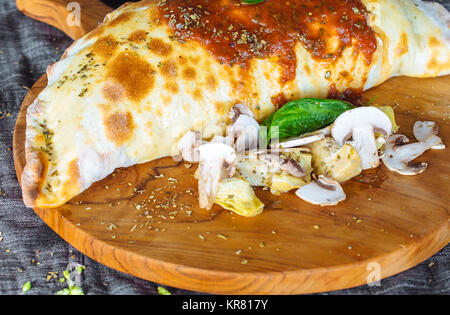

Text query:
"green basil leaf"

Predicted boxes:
[[241, 0, 265, 4], [262, 98, 354, 141]]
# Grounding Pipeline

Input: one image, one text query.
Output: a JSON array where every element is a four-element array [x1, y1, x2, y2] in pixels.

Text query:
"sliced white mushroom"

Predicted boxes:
[[275, 126, 330, 149], [276, 133, 325, 149], [250, 147, 310, 156], [229, 103, 254, 121], [331, 107, 392, 170], [210, 135, 235, 146], [258, 153, 306, 177], [177, 131, 206, 163], [381, 134, 438, 175], [227, 114, 260, 153], [303, 125, 331, 137], [194, 143, 237, 210], [295, 176, 346, 206], [413, 121, 445, 149]]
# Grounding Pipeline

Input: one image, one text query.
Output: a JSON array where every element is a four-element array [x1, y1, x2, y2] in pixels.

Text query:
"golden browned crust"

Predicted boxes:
[[21, 98, 48, 207], [128, 30, 148, 43], [21, 150, 49, 207], [60, 159, 81, 202], [104, 111, 135, 145], [91, 35, 119, 59], [102, 82, 125, 103], [147, 38, 173, 57], [108, 10, 134, 27], [165, 81, 179, 94], [182, 67, 196, 80], [395, 33, 409, 57], [107, 52, 156, 102], [159, 59, 178, 78]]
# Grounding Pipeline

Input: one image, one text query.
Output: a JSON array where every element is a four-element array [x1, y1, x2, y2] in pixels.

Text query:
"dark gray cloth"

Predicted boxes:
[[0, 0, 448, 295]]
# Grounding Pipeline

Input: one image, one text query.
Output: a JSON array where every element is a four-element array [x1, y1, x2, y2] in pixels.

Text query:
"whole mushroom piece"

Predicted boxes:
[[381, 134, 440, 175], [227, 105, 260, 153], [194, 143, 237, 209], [331, 107, 392, 170]]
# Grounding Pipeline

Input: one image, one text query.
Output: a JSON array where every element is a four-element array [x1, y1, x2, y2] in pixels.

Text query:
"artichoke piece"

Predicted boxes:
[[373, 106, 399, 149], [280, 149, 312, 172], [270, 150, 312, 195], [375, 106, 399, 133], [308, 137, 361, 182], [236, 156, 272, 187], [214, 177, 264, 217], [270, 173, 310, 196], [236, 149, 312, 195]]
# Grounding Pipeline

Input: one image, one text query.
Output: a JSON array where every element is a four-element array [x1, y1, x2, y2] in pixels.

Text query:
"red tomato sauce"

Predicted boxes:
[[157, 0, 377, 84]]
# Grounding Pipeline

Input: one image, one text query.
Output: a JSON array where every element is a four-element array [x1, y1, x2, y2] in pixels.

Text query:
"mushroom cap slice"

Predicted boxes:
[[177, 131, 206, 163], [295, 176, 346, 206], [211, 135, 235, 146], [381, 134, 434, 175], [276, 126, 331, 149], [258, 153, 306, 177], [277, 133, 325, 149], [195, 143, 237, 209], [229, 103, 254, 122], [413, 121, 445, 149], [331, 107, 392, 170], [306, 125, 331, 137], [227, 114, 260, 153]]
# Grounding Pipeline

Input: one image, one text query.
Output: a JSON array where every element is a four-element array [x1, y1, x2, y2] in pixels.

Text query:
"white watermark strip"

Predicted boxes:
[[66, 2, 81, 27], [366, 261, 382, 287]]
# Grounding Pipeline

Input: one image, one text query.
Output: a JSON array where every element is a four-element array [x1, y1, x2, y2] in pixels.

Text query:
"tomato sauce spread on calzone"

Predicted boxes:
[[159, 0, 377, 84]]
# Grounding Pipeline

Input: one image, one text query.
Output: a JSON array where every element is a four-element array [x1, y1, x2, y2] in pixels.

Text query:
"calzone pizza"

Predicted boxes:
[[22, 0, 450, 208]]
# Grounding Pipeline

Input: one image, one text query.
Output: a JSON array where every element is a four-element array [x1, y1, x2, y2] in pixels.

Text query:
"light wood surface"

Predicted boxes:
[[14, 0, 450, 294], [16, 0, 112, 40]]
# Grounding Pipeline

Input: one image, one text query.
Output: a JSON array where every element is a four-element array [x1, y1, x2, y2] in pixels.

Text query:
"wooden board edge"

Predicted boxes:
[[16, 0, 112, 40], [31, 205, 449, 294]]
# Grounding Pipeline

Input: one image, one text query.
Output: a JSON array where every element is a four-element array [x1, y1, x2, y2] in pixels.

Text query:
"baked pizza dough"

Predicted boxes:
[[21, 0, 450, 207]]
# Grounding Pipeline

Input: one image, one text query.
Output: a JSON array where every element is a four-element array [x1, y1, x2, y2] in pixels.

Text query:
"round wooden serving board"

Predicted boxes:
[[13, 0, 450, 294]]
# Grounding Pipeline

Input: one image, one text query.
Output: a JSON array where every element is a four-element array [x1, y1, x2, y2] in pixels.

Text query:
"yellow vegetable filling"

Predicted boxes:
[[213, 105, 398, 215], [375, 105, 399, 133], [270, 173, 310, 195], [308, 137, 362, 182], [214, 177, 264, 217]]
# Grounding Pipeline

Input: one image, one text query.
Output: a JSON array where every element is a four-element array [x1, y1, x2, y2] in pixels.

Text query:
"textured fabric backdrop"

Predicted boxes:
[[0, 0, 448, 295]]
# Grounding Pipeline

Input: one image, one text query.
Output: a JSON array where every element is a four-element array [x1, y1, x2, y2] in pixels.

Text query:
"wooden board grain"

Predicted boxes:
[[14, 0, 450, 294], [16, 0, 112, 40]]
